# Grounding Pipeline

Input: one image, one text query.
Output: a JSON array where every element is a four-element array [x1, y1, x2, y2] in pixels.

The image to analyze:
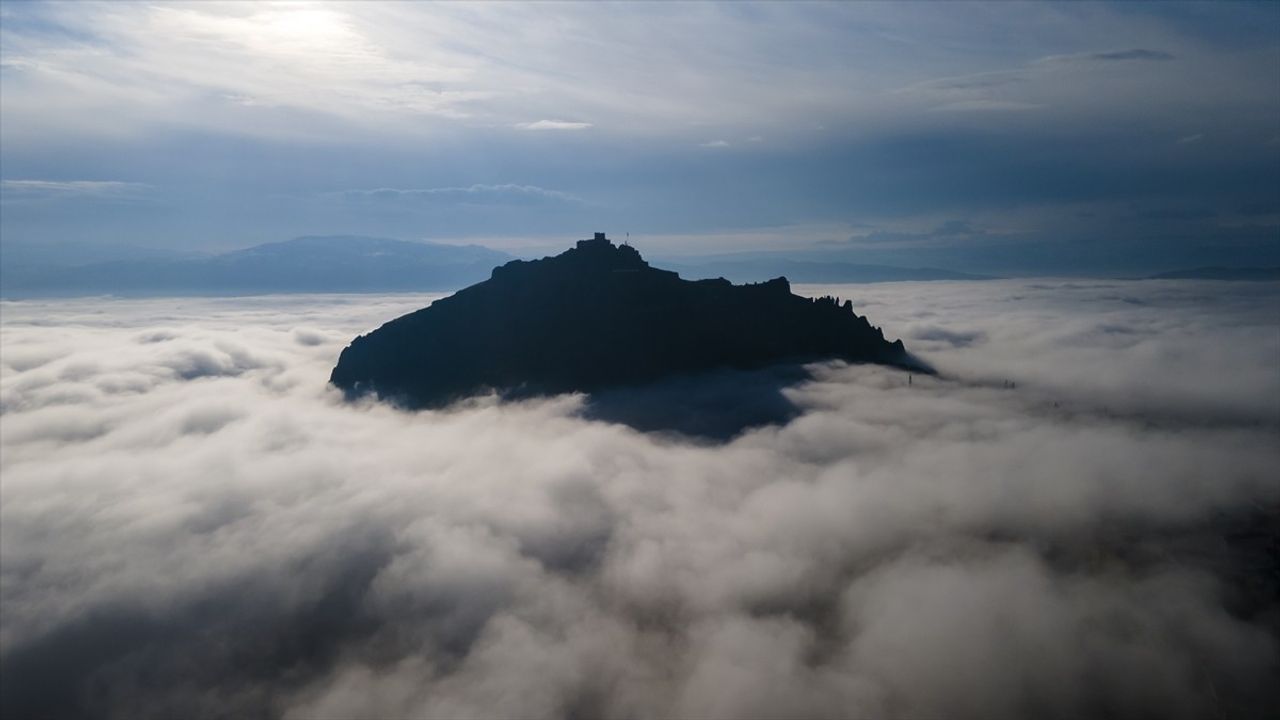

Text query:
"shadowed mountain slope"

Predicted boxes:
[[331, 234, 918, 409]]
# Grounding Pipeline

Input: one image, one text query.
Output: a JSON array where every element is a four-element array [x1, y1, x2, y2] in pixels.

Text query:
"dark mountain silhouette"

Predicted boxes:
[[0, 236, 511, 297], [331, 233, 921, 411], [1145, 266, 1280, 281]]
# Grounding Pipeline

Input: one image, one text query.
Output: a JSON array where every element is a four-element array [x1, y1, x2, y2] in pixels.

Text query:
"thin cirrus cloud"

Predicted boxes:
[[898, 70, 1027, 93], [900, 44, 1181, 103], [3, 3, 1252, 144], [0, 180, 153, 200], [1089, 48, 1176, 61], [332, 184, 583, 204], [514, 120, 594, 131], [0, 280, 1276, 718], [897, 46, 1182, 114], [1036, 48, 1177, 64], [931, 99, 1044, 112]]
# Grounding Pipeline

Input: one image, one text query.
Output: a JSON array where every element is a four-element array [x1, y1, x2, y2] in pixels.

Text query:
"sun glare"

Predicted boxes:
[[258, 4, 354, 52]]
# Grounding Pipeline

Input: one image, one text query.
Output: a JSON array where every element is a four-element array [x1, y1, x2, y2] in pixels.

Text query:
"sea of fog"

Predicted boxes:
[[2, 280, 1278, 719]]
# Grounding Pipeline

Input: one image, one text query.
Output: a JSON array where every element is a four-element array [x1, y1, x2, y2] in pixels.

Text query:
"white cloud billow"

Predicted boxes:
[[0, 280, 1276, 718]]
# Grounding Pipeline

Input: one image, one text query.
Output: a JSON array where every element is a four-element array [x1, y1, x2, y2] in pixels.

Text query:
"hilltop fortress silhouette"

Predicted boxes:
[[330, 233, 919, 410]]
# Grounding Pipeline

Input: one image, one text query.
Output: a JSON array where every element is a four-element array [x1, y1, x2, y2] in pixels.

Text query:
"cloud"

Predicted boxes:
[[333, 184, 582, 204], [897, 70, 1028, 94], [932, 100, 1043, 112], [0, 3, 918, 141], [0, 180, 152, 200], [909, 326, 987, 348], [929, 219, 983, 236], [1, 281, 1277, 718], [1038, 48, 1177, 64], [899, 42, 1215, 125], [3, 2, 1277, 264], [514, 120, 594, 131], [1177, 133, 1204, 144], [1090, 48, 1175, 61], [839, 219, 994, 248], [699, 139, 730, 148], [0, 2, 1256, 152]]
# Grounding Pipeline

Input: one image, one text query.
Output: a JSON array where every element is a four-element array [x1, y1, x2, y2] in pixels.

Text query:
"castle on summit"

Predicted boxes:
[[572, 232, 645, 272], [575, 231, 631, 256], [331, 233, 918, 408]]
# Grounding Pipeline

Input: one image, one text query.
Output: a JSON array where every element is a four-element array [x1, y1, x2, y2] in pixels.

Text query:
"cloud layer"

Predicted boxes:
[[1, 281, 1277, 718], [3, 2, 1276, 268]]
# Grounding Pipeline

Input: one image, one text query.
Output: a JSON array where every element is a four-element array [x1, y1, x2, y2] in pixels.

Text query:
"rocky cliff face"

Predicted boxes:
[[330, 234, 915, 408]]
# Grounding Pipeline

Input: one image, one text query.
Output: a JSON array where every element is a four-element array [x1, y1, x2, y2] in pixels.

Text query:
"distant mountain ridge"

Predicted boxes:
[[0, 236, 512, 297], [658, 257, 992, 283], [1145, 266, 1280, 281], [331, 233, 921, 409]]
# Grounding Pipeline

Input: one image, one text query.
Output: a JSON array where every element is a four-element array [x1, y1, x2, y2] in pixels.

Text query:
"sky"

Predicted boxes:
[[1, 1, 1278, 273], [2, 280, 1277, 717]]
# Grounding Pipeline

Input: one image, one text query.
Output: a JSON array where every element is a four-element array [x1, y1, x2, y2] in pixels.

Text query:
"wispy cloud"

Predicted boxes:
[[901, 47, 1182, 116], [514, 120, 593, 131], [1, 179, 152, 200], [832, 219, 996, 248], [333, 183, 582, 204], [1039, 48, 1176, 64], [1176, 133, 1204, 144], [897, 71, 1028, 94], [0, 2, 1266, 152], [699, 139, 730, 148], [932, 100, 1042, 112]]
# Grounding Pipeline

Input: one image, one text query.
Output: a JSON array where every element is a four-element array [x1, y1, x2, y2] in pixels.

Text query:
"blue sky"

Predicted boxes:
[[1, 1, 1277, 274]]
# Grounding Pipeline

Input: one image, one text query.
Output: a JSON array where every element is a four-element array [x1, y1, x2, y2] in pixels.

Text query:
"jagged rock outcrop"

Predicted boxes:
[[330, 234, 916, 408]]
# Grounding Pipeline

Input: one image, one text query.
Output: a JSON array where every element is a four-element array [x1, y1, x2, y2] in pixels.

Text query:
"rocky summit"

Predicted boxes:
[[330, 233, 917, 408]]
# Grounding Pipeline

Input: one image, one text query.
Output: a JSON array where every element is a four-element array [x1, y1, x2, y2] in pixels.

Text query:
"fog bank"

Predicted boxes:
[[2, 280, 1277, 718]]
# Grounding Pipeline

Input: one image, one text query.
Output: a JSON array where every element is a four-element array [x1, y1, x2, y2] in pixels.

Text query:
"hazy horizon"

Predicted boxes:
[[3, 1, 1278, 274]]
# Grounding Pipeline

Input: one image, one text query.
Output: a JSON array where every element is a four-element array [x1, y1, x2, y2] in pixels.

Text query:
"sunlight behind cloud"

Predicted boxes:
[[144, 2, 478, 117], [253, 3, 354, 52], [3, 1, 1275, 150]]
